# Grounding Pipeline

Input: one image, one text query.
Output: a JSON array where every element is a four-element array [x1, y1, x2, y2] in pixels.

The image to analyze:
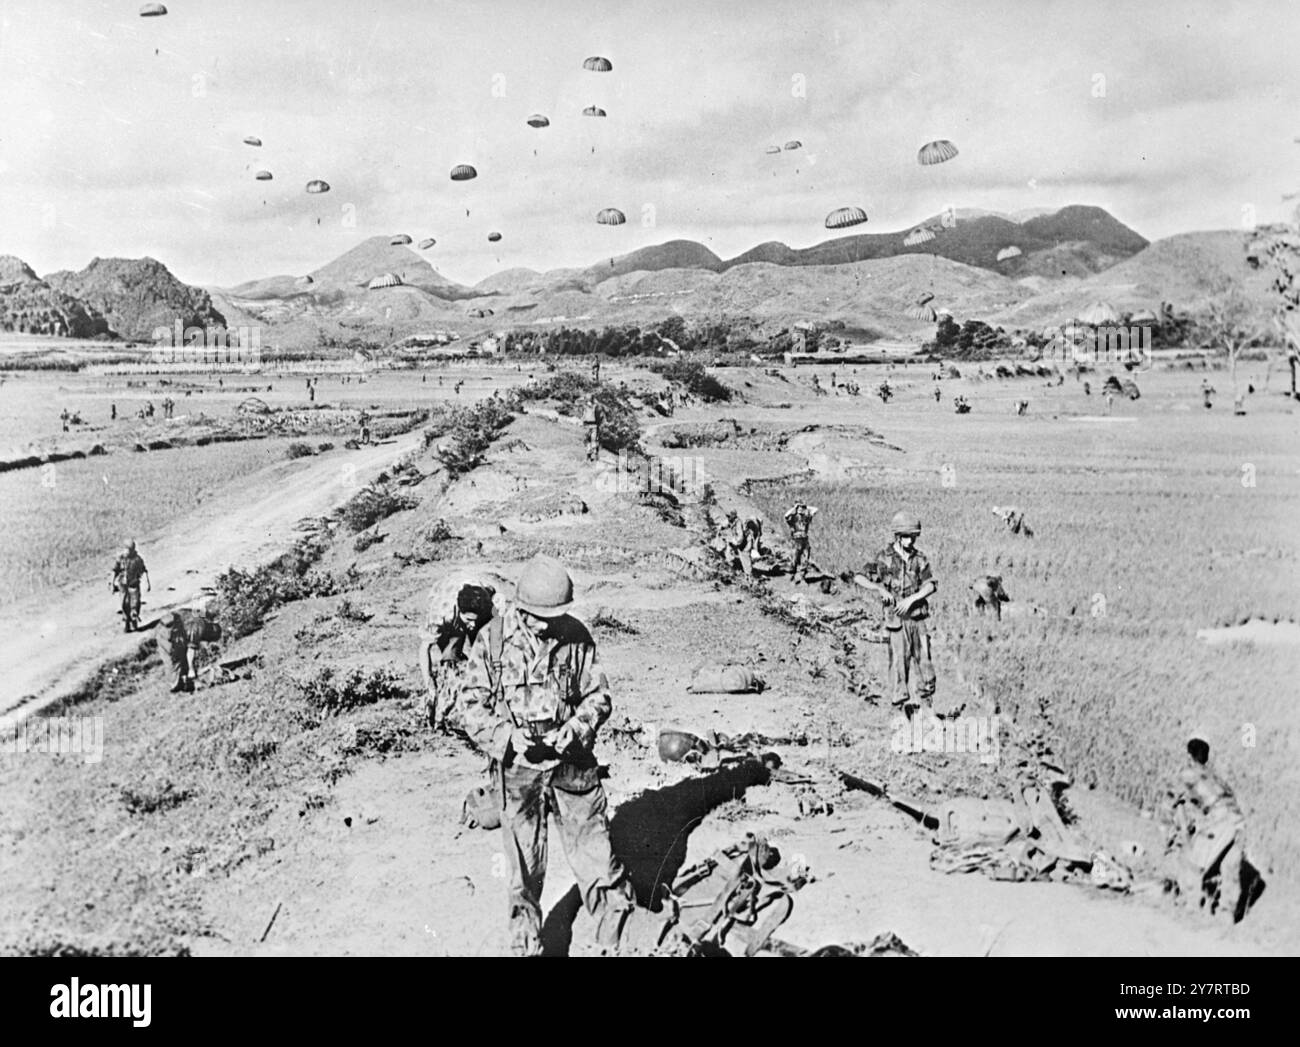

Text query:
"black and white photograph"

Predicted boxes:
[[0, 0, 1295, 1006]]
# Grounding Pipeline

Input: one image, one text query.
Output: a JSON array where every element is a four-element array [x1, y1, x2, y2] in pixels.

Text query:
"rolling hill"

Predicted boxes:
[[43, 257, 225, 341]]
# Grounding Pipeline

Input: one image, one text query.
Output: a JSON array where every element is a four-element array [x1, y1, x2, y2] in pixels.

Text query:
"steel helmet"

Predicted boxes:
[[891, 511, 921, 535], [126, 539, 137, 551], [514, 556, 574, 618]]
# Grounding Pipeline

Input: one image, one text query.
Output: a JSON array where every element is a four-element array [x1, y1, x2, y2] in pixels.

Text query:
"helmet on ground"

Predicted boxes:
[[891, 511, 921, 535], [514, 555, 574, 618]]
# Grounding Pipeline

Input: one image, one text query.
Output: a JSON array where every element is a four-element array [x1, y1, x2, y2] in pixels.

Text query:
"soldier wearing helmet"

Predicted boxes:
[[851, 511, 938, 715], [110, 540, 150, 633], [1160, 728, 1253, 922], [457, 555, 636, 956]]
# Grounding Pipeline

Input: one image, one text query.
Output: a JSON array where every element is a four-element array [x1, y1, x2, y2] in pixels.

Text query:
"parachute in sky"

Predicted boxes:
[[596, 208, 626, 225], [139, 3, 167, 16], [764, 145, 781, 155], [583, 57, 613, 72], [390, 234, 412, 245], [526, 114, 550, 128], [582, 105, 607, 117], [918, 140, 959, 165], [367, 273, 403, 290], [903, 228, 935, 246], [254, 170, 273, 181], [450, 164, 477, 181], [243, 136, 262, 148], [825, 206, 867, 229], [487, 232, 502, 242], [305, 180, 330, 194], [418, 238, 436, 250], [996, 245, 1022, 261], [784, 140, 802, 151]]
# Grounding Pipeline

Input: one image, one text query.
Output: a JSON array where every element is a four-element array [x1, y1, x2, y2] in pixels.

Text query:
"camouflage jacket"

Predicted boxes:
[[863, 544, 935, 626], [115, 552, 148, 587], [1167, 763, 1244, 838], [458, 606, 610, 770], [784, 505, 818, 539]]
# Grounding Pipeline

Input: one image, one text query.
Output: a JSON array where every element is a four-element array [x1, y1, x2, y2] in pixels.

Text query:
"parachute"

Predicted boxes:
[[783, 140, 802, 151], [254, 170, 273, 181], [996, 245, 1022, 261], [526, 114, 550, 128], [909, 304, 938, 322], [596, 208, 626, 225], [418, 238, 436, 250], [582, 105, 607, 117], [825, 206, 867, 229], [243, 136, 262, 148], [918, 139, 959, 165], [450, 164, 477, 181], [487, 232, 502, 243], [1078, 301, 1119, 325], [367, 273, 403, 290], [305, 180, 330, 194], [916, 291, 935, 306], [139, 3, 167, 15], [764, 145, 782, 155], [903, 228, 935, 246], [583, 56, 613, 72], [390, 234, 413, 245], [1130, 308, 1159, 324], [296, 275, 314, 286]]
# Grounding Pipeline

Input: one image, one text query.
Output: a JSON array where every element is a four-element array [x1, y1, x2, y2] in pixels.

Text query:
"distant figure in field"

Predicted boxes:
[[934, 386, 942, 403], [1016, 399, 1029, 416], [1083, 381, 1091, 396], [783, 501, 819, 583], [992, 505, 1033, 537], [111, 403, 117, 421], [1105, 391, 1115, 414], [1234, 394, 1246, 416], [970, 574, 1011, 621], [60, 408, 69, 432], [1202, 378, 1215, 409]]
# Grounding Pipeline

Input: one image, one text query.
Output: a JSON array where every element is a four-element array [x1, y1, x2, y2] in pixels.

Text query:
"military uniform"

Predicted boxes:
[[862, 544, 937, 708], [458, 605, 634, 956], [422, 608, 482, 733], [164, 610, 207, 692], [115, 551, 148, 628], [1166, 763, 1247, 919], [784, 505, 818, 581], [582, 401, 603, 461]]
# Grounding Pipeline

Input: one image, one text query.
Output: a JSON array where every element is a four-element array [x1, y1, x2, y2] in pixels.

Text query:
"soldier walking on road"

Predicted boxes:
[[457, 556, 636, 956], [851, 512, 938, 717], [783, 501, 819, 583], [111, 540, 151, 633]]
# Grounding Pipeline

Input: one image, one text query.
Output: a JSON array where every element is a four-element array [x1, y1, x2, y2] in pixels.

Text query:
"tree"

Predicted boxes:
[[1247, 221, 1300, 397], [1196, 287, 1265, 396]]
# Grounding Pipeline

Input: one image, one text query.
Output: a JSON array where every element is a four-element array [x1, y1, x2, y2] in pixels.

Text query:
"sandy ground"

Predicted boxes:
[[3, 361, 1293, 956]]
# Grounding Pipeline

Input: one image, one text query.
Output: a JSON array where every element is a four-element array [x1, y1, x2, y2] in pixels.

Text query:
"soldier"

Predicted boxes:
[[991, 504, 1032, 536], [1201, 378, 1215, 409], [582, 395, 603, 462], [933, 385, 942, 403], [419, 579, 495, 733], [162, 609, 206, 693], [111, 540, 151, 632], [458, 556, 636, 956], [1162, 730, 1250, 922], [783, 501, 819, 583], [851, 512, 938, 716]]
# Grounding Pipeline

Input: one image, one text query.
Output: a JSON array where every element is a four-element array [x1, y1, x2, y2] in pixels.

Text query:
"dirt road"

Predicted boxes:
[[0, 433, 423, 724]]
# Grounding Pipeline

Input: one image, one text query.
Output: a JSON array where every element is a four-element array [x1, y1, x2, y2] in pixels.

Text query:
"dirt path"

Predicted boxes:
[[0, 433, 422, 723]]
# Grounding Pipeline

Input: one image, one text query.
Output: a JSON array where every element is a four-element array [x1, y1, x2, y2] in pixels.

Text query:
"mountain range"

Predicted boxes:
[[1, 207, 1274, 350]]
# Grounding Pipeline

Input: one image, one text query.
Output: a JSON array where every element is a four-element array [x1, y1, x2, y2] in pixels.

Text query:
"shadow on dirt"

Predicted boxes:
[[538, 758, 772, 956]]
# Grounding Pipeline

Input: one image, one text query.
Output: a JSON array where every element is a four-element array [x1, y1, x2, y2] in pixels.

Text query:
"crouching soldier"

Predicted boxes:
[[162, 609, 220, 693], [992, 504, 1033, 537], [458, 555, 636, 956], [419, 579, 496, 734], [1161, 730, 1256, 922], [851, 512, 938, 717]]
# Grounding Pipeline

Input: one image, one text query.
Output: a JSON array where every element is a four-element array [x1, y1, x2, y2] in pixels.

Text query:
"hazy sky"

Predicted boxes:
[[1, 0, 1297, 287]]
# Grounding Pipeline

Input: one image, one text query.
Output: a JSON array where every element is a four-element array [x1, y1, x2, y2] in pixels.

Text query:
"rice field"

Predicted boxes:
[[0, 438, 301, 605], [749, 381, 1300, 879]]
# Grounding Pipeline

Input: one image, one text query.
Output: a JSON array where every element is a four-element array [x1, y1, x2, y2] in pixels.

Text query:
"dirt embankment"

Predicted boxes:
[[0, 382, 1288, 957]]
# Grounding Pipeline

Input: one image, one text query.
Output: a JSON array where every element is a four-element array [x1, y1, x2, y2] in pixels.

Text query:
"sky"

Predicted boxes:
[[1, 0, 1297, 288]]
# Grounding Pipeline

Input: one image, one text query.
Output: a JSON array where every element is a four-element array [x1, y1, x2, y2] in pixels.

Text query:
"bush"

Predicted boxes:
[[211, 537, 334, 640], [296, 667, 410, 717], [317, 442, 335, 452], [340, 483, 418, 533], [428, 398, 517, 478], [353, 531, 384, 552], [286, 442, 315, 459], [650, 358, 732, 402]]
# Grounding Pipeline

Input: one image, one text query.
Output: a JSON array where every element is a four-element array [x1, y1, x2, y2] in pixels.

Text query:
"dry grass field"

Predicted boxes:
[[750, 370, 1300, 883]]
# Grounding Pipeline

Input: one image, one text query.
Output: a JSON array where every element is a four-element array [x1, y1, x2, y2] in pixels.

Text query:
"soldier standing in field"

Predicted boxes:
[[851, 512, 938, 717], [1161, 730, 1253, 922], [783, 501, 819, 583], [457, 556, 636, 956], [582, 395, 603, 462]]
